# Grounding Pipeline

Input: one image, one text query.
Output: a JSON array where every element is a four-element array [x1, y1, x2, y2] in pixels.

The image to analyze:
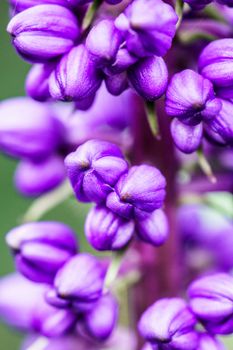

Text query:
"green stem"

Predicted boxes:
[[197, 147, 217, 184], [144, 101, 161, 139], [175, 0, 184, 30], [104, 250, 126, 290], [83, 0, 102, 31], [22, 180, 73, 223]]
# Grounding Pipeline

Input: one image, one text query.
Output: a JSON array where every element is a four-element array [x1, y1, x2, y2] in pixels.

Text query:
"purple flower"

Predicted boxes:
[[138, 298, 198, 350], [86, 19, 123, 65], [26, 63, 55, 101], [49, 45, 102, 102], [105, 72, 129, 96], [183, 0, 212, 10], [7, 5, 80, 63], [0, 97, 63, 160], [188, 273, 233, 334], [65, 140, 128, 203], [9, 0, 78, 13], [14, 155, 66, 197], [115, 0, 178, 58], [53, 254, 106, 309], [136, 209, 169, 246], [106, 165, 166, 219], [83, 294, 118, 341], [6, 222, 77, 284], [128, 56, 168, 101], [106, 48, 137, 75], [85, 205, 134, 251], [198, 39, 233, 99], [197, 333, 225, 350]]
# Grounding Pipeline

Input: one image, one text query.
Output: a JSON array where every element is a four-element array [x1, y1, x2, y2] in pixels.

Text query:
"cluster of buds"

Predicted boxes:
[[65, 139, 168, 251]]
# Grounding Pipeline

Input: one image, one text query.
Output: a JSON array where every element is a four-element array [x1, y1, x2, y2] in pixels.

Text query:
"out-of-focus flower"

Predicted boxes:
[[138, 298, 198, 350], [65, 140, 128, 203], [7, 5, 80, 62], [106, 165, 166, 219], [197, 333, 226, 350], [188, 273, 233, 334], [183, 0, 212, 10], [14, 155, 66, 196], [6, 222, 77, 284], [115, 0, 178, 58]]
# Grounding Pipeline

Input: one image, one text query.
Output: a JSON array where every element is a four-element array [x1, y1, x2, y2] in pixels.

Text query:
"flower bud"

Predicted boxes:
[[138, 298, 198, 350], [106, 165, 166, 219], [49, 45, 102, 102], [7, 5, 80, 63], [106, 48, 137, 75], [115, 0, 178, 58], [136, 209, 169, 246], [105, 72, 129, 96], [166, 70, 222, 126], [128, 56, 168, 101], [84, 294, 118, 341], [85, 205, 134, 251], [188, 273, 233, 334], [197, 334, 225, 350], [54, 254, 106, 307], [199, 39, 233, 98], [86, 19, 123, 65], [14, 155, 66, 197], [65, 140, 128, 203], [0, 97, 62, 160], [26, 63, 55, 101], [183, 0, 212, 10], [170, 119, 203, 153], [6, 222, 77, 284]]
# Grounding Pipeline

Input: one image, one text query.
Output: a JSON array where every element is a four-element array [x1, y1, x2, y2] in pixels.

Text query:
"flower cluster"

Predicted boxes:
[[5, 221, 118, 342], [65, 139, 168, 250], [139, 272, 233, 349], [7, 0, 177, 104]]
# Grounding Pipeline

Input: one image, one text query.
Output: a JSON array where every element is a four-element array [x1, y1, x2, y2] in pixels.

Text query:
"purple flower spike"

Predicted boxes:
[[205, 99, 233, 146], [7, 5, 80, 63], [197, 334, 225, 350], [170, 119, 203, 154], [84, 294, 118, 341], [85, 205, 134, 251], [115, 0, 178, 58], [188, 273, 233, 335], [128, 56, 168, 101], [14, 155, 66, 197], [166, 70, 222, 126], [199, 39, 233, 98], [54, 254, 106, 306], [86, 20, 123, 65], [138, 298, 198, 350], [136, 209, 169, 246], [49, 45, 102, 102], [106, 165, 166, 219], [0, 97, 62, 160], [26, 63, 55, 102], [65, 140, 128, 203], [6, 222, 77, 284]]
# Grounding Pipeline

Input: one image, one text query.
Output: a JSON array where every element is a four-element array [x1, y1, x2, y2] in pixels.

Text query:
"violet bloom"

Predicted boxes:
[[49, 45, 102, 102], [86, 19, 123, 66], [128, 56, 168, 101], [197, 333, 225, 350], [65, 140, 128, 203], [115, 0, 178, 58], [9, 0, 78, 13], [6, 222, 77, 284], [85, 205, 135, 251], [198, 39, 233, 99], [0, 97, 62, 160], [138, 298, 198, 350], [106, 165, 166, 219], [165, 69, 222, 153], [105, 72, 129, 96], [188, 273, 233, 334], [14, 155, 66, 197], [26, 63, 55, 101], [183, 0, 212, 10], [7, 5, 80, 63], [52, 254, 106, 310]]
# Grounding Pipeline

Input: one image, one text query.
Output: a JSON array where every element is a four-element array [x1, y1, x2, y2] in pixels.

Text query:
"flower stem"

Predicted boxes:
[[21, 180, 73, 223], [83, 0, 102, 31], [175, 0, 184, 29], [144, 101, 161, 140], [104, 250, 126, 290], [197, 147, 217, 184]]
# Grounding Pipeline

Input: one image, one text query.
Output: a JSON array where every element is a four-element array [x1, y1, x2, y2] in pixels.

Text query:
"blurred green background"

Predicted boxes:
[[0, 1, 233, 349]]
